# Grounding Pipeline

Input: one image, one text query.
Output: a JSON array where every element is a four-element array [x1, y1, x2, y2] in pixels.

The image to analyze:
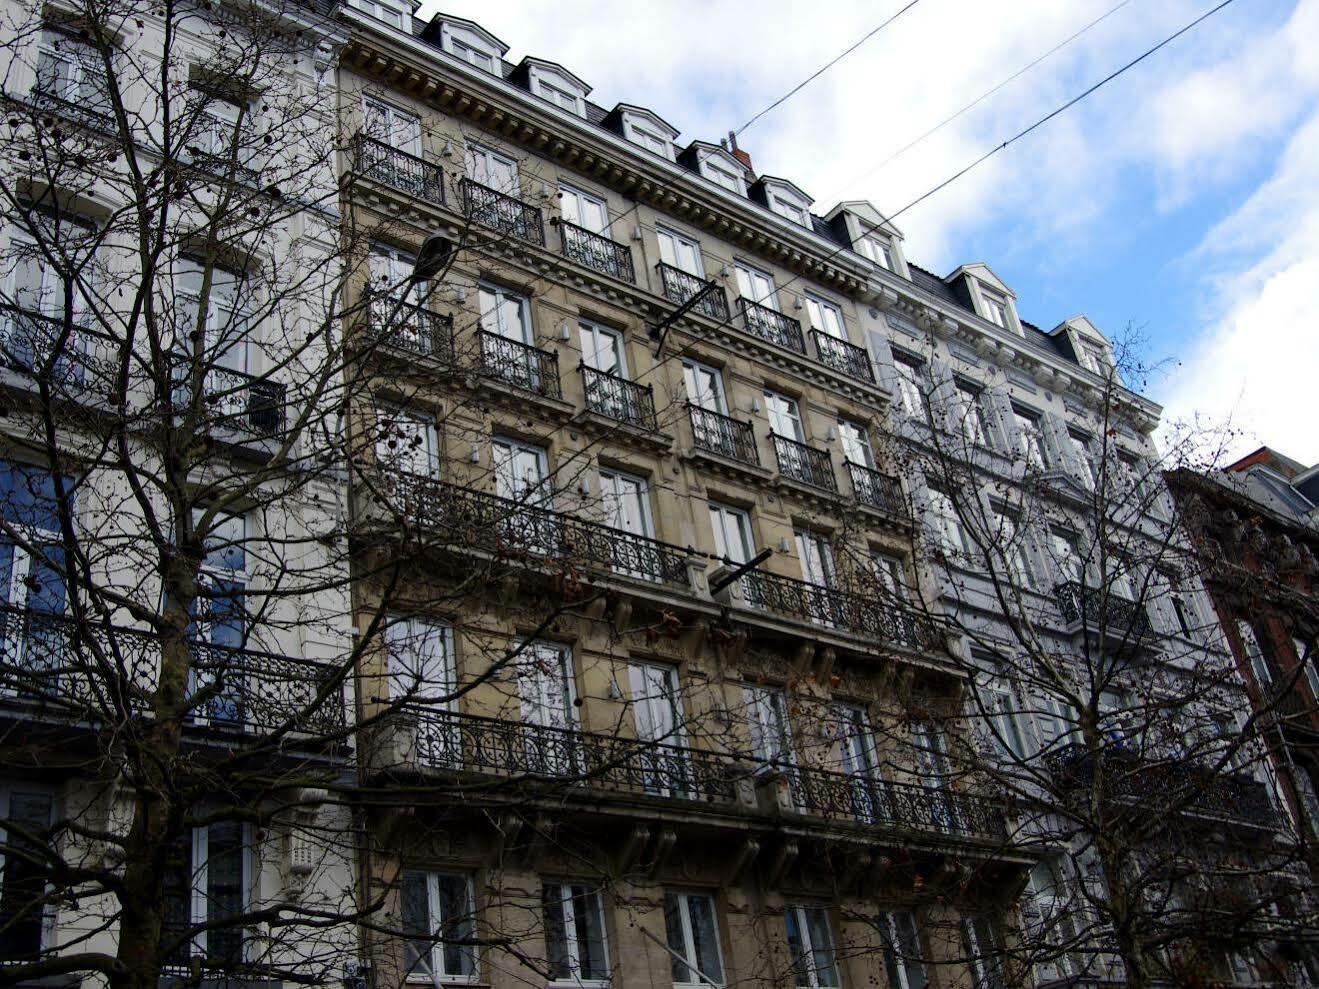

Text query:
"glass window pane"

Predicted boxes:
[[401, 870, 434, 979], [805, 908, 838, 987], [437, 873, 476, 976], [784, 908, 809, 987], [687, 894, 723, 984], [664, 893, 691, 983], [572, 884, 607, 981], [205, 821, 245, 964], [542, 884, 571, 981], [0, 791, 52, 960]]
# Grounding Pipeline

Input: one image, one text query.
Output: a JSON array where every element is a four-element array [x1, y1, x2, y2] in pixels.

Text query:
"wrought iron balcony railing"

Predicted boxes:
[[387, 475, 693, 589], [171, 352, 286, 439], [737, 297, 805, 353], [771, 433, 836, 491], [811, 330, 874, 383], [687, 403, 760, 466], [391, 707, 1007, 843], [737, 568, 937, 651], [847, 461, 905, 516], [1053, 580, 1153, 641], [460, 177, 545, 246], [655, 262, 730, 321], [30, 86, 115, 133], [0, 306, 118, 393], [558, 221, 635, 283], [353, 133, 446, 205], [365, 291, 454, 362], [0, 606, 345, 737], [581, 364, 657, 430], [476, 330, 561, 400], [1048, 743, 1280, 829]]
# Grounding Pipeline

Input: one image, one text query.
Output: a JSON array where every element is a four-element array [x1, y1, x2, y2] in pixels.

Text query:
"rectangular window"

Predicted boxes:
[[450, 37, 496, 74], [880, 911, 927, 989], [191, 88, 248, 163], [892, 355, 926, 421], [773, 198, 810, 226], [362, 97, 421, 155], [629, 662, 686, 795], [1236, 620, 1276, 688], [992, 508, 1036, 590], [683, 359, 726, 413], [185, 510, 247, 724], [177, 257, 253, 379], [734, 261, 777, 310], [978, 675, 1027, 762], [352, 0, 404, 27], [0, 786, 53, 961], [1296, 638, 1319, 700], [536, 77, 582, 114], [962, 914, 1006, 989], [980, 290, 1010, 329], [806, 295, 846, 340], [925, 488, 972, 560], [374, 406, 437, 478], [871, 552, 906, 601], [1068, 429, 1096, 487], [764, 390, 804, 442], [368, 242, 424, 306], [559, 184, 608, 234], [543, 882, 609, 984], [783, 905, 839, 988], [477, 283, 532, 343], [516, 642, 578, 775], [464, 143, 518, 192], [1049, 529, 1084, 584], [1011, 407, 1047, 469], [162, 821, 249, 970], [599, 469, 657, 577], [794, 530, 835, 590], [384, 616, 455, 703], [955, 382, 988, 448], [627, 122, 672, 159], [34, 28, 110, 114], [401, 871, 477, 981], [708, 502, 753, 565], [703, 159, 744, 194], [1023, 858, 1082, 981], [656, 227, 704, 276], [835, 703, 885, 823], [578, 320, 626, 377], [744, 685, 793, 768], [664, 891, 724, 986], [859, 235, 894, 271], [838, 419, 873, 468]]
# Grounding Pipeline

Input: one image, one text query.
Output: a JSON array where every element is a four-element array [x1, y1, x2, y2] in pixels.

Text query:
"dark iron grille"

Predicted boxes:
[[366, 292, 454, 362], [655, 262, 729, 321], [771, 434, 836, 491], [406, 707, 741, 801], [559, 221, 635, 283], [0, 605, 344, 735], [581, 364, 657, 430], [1053, 580, 1153, 640], [847, 461, 905, 516], [0, 306, 118, 393], [354, 133, 446, 204], [460, 177, 545, 246], [812, 330, 874, 382], [171, 353, 286, 438], [389, 475, 692, 588], [738, 297, 805, 353], [476, 330, 562, 400], [687, 404, 759, 465]]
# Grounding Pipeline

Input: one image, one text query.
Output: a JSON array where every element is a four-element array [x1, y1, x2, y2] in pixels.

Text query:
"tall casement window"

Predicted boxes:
[[784, 905, 840, 988], [734, 260, 777, 309], [401, 871, 478, 982], [161, 821, 250, 971], [1067, 428, 1097, 487], [362, 97, 421, 155], [384, 616, 455, 703], [806, 295, 846, 340], [186, 510, 247, 725], [880, 911, 928, 989], [368, 243, 425, 308], [464, 142, 519, 192], [745, 684, 794, 770], [892, 354, 926, 421], [978, 667, 1027, 761], [2, 212, 97, 371], [859, 234, 895, 271], [991, 507, 1036, 590], [374, 406, 437, 479], [559, 184, 608, 234], [764, 390, 805, 441], [599, 469, 660, 581], [477, 284, 542, 393], [478, 283, 533, 340], [543, 882, 610, 985], [708, 501, 753, 565], [656, 227, 704, 276], [664, 891, 724, 987], [0, 786, 54, 961], [838, 419, 873, 468], [980, 289, 1010, 329], [176, 258, 258, 425], [34, 27, 110, 116], [629, 662, 686, 795], [962, 914, 1006, 989], [1023, 857, 1083, 983], [1011, 406, 1048, 470], [835, 703, 884, 823], [683, 359, 726, 413], [955, 381, 989, 448], [492, 436, 550, 504], [516, 641, 578, 776], [794, 529, 836, 591], [1236, 620, 1277, 688], [925, 487, 973, 561]]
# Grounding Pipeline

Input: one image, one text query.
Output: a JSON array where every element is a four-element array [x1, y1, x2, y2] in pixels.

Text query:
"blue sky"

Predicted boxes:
[[420, 0, 1319, 464]]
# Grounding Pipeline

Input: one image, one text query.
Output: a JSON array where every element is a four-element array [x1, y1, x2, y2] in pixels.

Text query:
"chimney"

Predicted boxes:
[[728, 130, 753, 174]]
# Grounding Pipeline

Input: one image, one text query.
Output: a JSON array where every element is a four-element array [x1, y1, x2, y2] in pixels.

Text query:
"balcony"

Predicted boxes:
[[847, 461, 905, 517], [460, 177, 545, 247], [811, 330, 874, 383], [581, 364, 656, 430], [737, 297, 805, 353], [1053, 580, 1153, 643], [171, 353, 285, 440], [558, 220, 635, 283], [353, 133, 446, 205], [0, 606, 345, 738], [1048, 743, 1280, 830], [365, 291, 454, 362], [687, 403, 760, 466], [771, 434, 836, 492], [736, 568, 936, 651], [655, 262, 729, 321], [385, 707, 1007, 846], [0, 307, 118, 394], [388, 475, 694, 589], [476, 330, 561, 400], [30, 85, 114, 134]]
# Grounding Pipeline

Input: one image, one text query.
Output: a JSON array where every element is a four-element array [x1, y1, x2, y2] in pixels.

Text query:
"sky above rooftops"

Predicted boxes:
[[419, 0, 1319, 465]]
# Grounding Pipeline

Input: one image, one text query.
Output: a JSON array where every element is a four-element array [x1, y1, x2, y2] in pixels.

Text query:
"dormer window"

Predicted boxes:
[[630, 123, 671, 157], [982, 289, 1010, 329], [536, 76, 582, 114], [759, 178, 813, 228], [434, 19, 507, 76], [859, 234, 894, 271], [1077, 340, 1110, 374], [704, 158, 744, 194], [616, 107, 679, 161], [451, 37, 495, 73], [522, 60, 590, 118], [350, 0, 405, 29], [771, 194, 809, 227]]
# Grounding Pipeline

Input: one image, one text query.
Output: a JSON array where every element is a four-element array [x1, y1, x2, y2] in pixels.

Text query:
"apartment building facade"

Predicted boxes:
[[0, 0, 360, 984]]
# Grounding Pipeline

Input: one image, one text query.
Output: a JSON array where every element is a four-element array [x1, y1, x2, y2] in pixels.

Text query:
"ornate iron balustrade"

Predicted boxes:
[[784, 764, 1007, 840], [365, 291, 454, 362], [580, 364, 657, 430], [771, 433, 836, 491], [655, 262, 730, 321], [558, 221, 635, 283], [1048, 743, 1279, 829], [171, 352, 286, 439], [1053, 580, 1153, 641], [389, 475, 693, 588], [0, 306, 118, 393], [30, 87, 115, 133], [404, 707, 742, 802], [476, 330, 561, 400], [353, 133, 446, 204], [460, 177, 545, 246], [738, 568, 937, 651], [811, 330, 874, 382], [687, 404, 759, 465], [847, 461, 905, 516], [0, 606, 345, 736], [737, 297, 805, 353]]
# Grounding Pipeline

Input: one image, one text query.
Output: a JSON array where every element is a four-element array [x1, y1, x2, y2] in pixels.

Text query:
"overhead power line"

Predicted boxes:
[[734, 0, 923, 138], [886, 0, 1239, 224]]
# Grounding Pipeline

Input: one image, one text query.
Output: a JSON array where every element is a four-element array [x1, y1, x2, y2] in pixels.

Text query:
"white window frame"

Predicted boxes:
[[351, 0, 404, 28], [362, 96, 421, 156], [543, 881, 610, 986], [783, 905, 840, 989], [925, 488, 972, 560], [979, 288, 1011, 330], [0, 785, 55, 956], [402, 870, 479, 983], [764, 390, 804, 442], [992, 507, 1037, 590], [1011, 406, 1048, 470], [744, 684, 794, 769], [859, 234, 895, 271], [771, 193, 811, 227], [532, 72, 586, 117], [174, 821, 253, 968], [34, 27, 110, 109], [374, 405, 438, 478], [464, 142, 519, 193], [879, 910, 927, 989], [794, 529, 835, 591], [598, 468, 654, 540], [733, 260, 778, 310], [477, 282, 533, 344], [805, 295, 846, 340], [708, 502, 753, 565], [559, 184, 609, 235], [701, 157, 745, 195], [384, 615, 455, 704], [664, 890, 725, 987], [978, 675, 1027, 762], [449, 36, 497, 73], [656, 226, 705, 277], [955, 382, 988, 449], [1067, 428, 1096, 487], [683, 359, 726, 414], [891, 354, 926, 421], [578, 319, 626, 377], [838, 419, 873, 468]]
